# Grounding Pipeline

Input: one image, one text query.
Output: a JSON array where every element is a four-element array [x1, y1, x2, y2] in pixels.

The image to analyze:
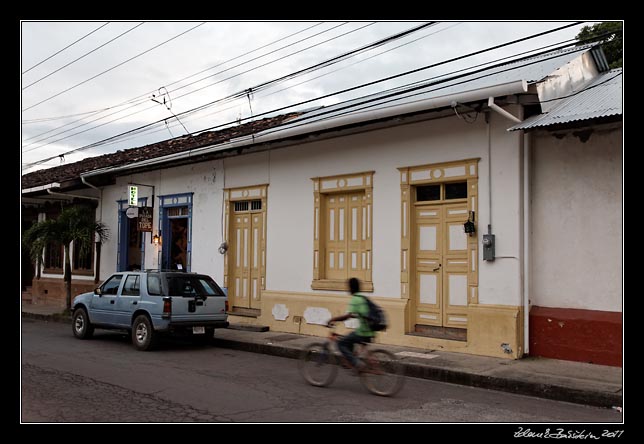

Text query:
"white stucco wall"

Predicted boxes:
[[97, 111, 526, 306], [265, 114, 522, 301], [531, 126, 622, 312], [99, 162, 227, 284], [478, 110, 525, 306]]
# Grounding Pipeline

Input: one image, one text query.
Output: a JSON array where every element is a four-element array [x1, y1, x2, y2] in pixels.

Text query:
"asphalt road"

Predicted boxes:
[[21, 318, 623, 424]]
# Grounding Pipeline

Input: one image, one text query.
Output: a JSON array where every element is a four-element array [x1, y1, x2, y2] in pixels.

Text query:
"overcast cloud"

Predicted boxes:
[[20, 21, 590, 174]]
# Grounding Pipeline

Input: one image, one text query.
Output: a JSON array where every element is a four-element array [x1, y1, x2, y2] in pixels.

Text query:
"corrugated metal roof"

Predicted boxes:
[[266, 45, 594, 132], [509, 68, 622, 131]]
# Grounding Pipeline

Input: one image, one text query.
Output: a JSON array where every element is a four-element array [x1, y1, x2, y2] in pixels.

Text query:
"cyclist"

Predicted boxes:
[[327, 277, 375, 373]]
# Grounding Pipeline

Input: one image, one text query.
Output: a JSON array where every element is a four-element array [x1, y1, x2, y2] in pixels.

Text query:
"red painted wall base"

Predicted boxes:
[[529, 306, 622, 367]]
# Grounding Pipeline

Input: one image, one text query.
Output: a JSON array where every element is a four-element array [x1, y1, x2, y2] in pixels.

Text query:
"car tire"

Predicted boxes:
[[72, 307, 94, 339], [131, 314, 157, 351]]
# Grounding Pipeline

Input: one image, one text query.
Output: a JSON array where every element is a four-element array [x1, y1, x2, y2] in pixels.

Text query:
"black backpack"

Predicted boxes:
[[360, 295, 387, 332]]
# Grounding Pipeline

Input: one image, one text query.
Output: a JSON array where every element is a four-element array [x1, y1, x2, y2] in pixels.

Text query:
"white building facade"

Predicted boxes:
[[22, 47, 622, 365]]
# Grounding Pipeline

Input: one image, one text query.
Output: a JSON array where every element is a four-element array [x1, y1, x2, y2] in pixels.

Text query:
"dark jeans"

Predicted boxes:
[[338, 331, 372, 367]]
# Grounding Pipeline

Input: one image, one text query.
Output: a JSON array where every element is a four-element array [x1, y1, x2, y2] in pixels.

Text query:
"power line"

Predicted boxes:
[[23, 23, 583, 170], [22, 22, 145, 90], [23, 22, 430, 155], [78, 29, 602, 160], [102, 23, 458, 145], [21, 22, 344, 145], [22, 22, 110, 74], [21, 22, 325, 126], [22, 22, 383, 152], [21, 22, 206, 112]]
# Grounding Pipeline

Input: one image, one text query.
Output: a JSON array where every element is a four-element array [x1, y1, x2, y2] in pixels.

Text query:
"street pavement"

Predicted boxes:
[[21, 303, 623, 410]]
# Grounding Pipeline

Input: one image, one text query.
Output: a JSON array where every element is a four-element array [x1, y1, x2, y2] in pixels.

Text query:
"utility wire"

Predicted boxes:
[[106, 23, 460, 144], [22, 22, 110, 74], [23, 21, 409, 152], [22, 22, 206, 112], [21, 22, 344, 145], [23, 23, 583, 169], [23, 22, 145, 90]]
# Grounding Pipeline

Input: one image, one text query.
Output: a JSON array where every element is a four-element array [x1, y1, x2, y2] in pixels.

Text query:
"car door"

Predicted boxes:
[[89, 274, 124, 325], [114, 273, 142, 328]]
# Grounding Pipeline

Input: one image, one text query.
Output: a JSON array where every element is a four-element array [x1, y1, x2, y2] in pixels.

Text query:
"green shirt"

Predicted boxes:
[[348, 294, 374, 337]]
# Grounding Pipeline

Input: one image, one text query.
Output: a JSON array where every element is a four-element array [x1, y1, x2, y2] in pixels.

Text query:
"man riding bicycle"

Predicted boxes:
[[327, 277, 374, 373]]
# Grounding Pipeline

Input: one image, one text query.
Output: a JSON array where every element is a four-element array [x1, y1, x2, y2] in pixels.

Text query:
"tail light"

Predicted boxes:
[[225, 299, 229, 312], [162, 296, 172, 319]]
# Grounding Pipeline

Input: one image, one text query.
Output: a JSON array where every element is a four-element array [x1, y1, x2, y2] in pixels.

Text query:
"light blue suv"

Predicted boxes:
[[71, 271, 229, 351]]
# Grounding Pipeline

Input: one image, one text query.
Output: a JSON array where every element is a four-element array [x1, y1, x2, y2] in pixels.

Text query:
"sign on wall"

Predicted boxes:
[[128, 186, 138, 206], [137, 206, 153, 232]]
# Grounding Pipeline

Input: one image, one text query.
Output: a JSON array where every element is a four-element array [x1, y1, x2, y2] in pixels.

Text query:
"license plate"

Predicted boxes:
[[192, 326, 205, 334]]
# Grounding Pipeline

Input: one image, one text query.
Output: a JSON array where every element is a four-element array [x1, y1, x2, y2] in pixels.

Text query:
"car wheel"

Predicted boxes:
[[131, 315, 157, 351], [72, 307, 94, 339]]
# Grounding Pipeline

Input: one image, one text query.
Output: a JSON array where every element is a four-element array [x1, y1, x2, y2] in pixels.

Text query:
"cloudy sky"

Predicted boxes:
[[20, 21, 591, 174]]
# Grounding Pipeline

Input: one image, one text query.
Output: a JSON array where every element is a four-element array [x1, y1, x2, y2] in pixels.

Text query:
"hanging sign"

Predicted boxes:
[[125, 207, 139, 219], [128, 185, 138, 206], [137, 206, 153, 232]]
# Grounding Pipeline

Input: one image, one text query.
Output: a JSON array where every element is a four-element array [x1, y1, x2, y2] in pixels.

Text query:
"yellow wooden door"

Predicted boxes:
[[325, 192, 366, 282], [414, 202, 469, 328], [229, 203, 264, 310]]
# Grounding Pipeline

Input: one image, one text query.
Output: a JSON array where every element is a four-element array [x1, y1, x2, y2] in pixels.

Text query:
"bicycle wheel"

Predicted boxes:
[[359, 349, 405, 396], [298, 342, 338, 387]]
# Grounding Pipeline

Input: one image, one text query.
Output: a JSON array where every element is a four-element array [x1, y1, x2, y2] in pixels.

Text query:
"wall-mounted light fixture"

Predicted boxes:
[[463, 211, 476, 236], [153, 233, 161, 246]]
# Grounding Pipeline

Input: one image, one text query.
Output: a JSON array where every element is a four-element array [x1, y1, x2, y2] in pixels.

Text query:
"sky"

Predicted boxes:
[[20, 21, 592, 175]]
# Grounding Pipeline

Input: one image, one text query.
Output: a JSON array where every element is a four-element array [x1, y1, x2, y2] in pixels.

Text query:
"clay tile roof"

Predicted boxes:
[[22, 112, 300, 189]]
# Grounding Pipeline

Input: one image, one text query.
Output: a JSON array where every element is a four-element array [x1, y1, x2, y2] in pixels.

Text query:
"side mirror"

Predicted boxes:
[[94, 287, 102, 296]]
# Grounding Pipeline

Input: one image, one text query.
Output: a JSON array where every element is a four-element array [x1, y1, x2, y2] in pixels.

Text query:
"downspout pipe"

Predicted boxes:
[[523, 131, 531, 356], [488, 97, 522, 123], [487, 97, 529, 356]]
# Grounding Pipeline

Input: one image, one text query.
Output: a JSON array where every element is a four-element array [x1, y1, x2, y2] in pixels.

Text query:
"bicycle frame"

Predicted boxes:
[[299, 325, 405, 396]]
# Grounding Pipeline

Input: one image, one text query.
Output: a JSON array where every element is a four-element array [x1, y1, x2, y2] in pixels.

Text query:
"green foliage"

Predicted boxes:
[[23, 206, 109, 261], [576, 22, 623, 69]]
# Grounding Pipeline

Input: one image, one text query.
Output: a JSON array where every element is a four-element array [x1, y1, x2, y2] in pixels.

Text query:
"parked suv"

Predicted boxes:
[[71, 270, 229, 351]]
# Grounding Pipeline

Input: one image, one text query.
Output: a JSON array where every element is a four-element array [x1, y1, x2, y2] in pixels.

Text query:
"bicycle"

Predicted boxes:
[[298, 324, 405, 396]]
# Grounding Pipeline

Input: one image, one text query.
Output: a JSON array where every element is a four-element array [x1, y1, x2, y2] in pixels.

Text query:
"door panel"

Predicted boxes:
[[325, 192, 366, 281], [414, 206, 442, 326], [442, 203, 469, 328], [229, 207, 263, 309], [413, 202, 470, 329]]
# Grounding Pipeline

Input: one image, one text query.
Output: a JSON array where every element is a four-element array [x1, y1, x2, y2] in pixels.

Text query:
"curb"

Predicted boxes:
[[22, 311, 71, 324], [213, 336, 621, 409]]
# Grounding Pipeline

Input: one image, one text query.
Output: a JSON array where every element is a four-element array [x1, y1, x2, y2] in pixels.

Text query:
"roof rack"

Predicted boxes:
[[143, 268, 197, 273]]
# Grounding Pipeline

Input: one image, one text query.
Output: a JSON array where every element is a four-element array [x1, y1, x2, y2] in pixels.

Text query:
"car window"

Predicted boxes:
[[147, 274, 162, 296], [167, 276, 199, 297], [101, 275, 123, 295], [122, 275, 140, 296], [164, 275, 225, 297], [198, 277, 225, 296]]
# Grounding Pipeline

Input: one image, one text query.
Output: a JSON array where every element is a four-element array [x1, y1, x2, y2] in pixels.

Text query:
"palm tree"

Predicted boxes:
[[23, 205, 109, 311]]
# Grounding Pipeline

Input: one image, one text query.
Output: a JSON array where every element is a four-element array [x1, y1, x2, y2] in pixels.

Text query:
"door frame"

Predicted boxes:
[[398, 159, 479, 333], [223, 184, 268, 310], [117, 198, 147, 272], [158, 193, 193, 271]]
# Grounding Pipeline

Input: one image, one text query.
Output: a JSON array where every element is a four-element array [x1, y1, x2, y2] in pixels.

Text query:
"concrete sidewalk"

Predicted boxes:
[[21, 303, 623, 409]]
